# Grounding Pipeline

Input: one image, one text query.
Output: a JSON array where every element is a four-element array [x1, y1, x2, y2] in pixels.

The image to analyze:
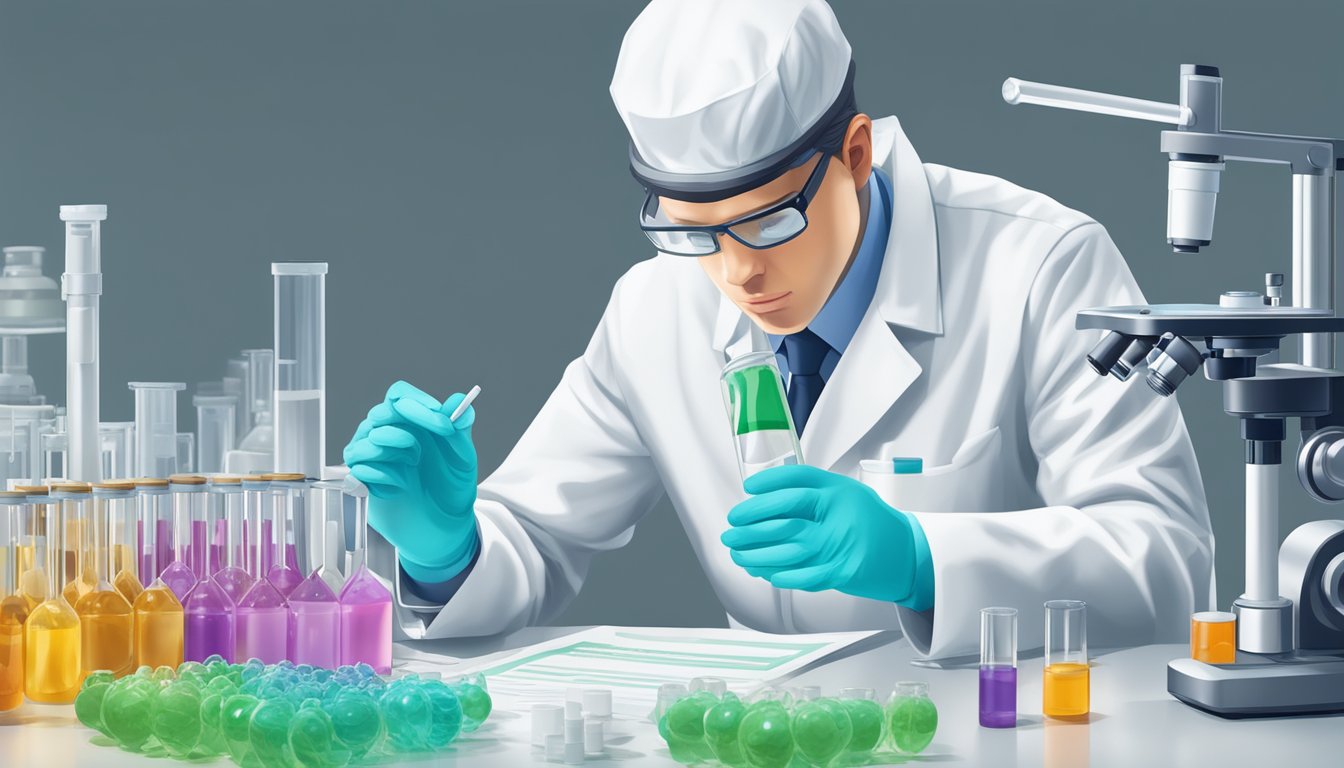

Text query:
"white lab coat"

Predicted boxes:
[[372, 115, 1214, 659]]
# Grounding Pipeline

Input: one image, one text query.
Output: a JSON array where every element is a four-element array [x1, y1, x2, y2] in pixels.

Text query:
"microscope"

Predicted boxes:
[[1004, 65, 1344, 717]]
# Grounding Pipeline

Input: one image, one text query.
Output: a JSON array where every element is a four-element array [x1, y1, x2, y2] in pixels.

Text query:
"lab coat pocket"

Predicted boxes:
[[860, 426, 1004, 513]]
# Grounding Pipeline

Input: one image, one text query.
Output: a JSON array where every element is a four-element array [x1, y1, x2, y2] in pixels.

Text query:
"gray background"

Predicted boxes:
[[0, 0, 1338, 628]]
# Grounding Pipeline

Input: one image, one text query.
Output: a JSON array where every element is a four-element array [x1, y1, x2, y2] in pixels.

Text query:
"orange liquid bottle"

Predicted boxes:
[[24, 489, 81, 703], [74, 483, 137, 678], [1, 492, 33, 711], [132, 479, 183, 669]]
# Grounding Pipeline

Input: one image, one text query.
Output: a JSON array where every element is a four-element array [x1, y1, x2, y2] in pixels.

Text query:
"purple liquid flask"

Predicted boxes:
[[262, 474, 305, 597], [210, 477, 253, 604], [177, 475, 235, 663], [979, 607, 1018, 728], [234, 477, 288, 664], [136, 479, 175, 580], [337, 478, 391, 674], [288, 480, 338, 668]]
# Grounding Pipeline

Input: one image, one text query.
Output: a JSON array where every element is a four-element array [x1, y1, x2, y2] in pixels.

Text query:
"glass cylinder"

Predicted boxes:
[[135, 478, 171, 584], [0, 405, 56, 489], [979, 607, 1018, 728], [55, 483, 94, 605], [0, 492, 31, 710], [210, 476, 252, 604], [103, 481, 141, 604], [235, 477, 288, 664], [78, 481, 135, 678], [1191, 611, 1236, 665], [41, 431, 66, 482], [1043, 600, 1089, 720], [131, 478, 183, 669], [719, 351, 802, 480], [176, 433, 194, 474], [24, 486, 81, 703], [99, 421, 135, 480], [289, 479, 339, 669], [337, 477, 391, 674], [273, 263, 327, 478], [262, 473, 305, 597], [194, 393, 237, 475], [15, 485, 51, 610], [129, 382, 185, 479], [158, 476, 200, 601], [178, 474, 235, 663]]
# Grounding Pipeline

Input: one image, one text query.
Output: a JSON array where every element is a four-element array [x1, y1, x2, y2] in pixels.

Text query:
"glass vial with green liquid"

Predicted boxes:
[[24, 486, 81, 703], [720, 351, 803, 479]]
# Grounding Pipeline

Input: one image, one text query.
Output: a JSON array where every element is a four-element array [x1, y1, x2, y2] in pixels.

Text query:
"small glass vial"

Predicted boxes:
[[1043, 599, 1089, 720], [979, 606, 1018, 728], [720, 351, 802, 479]]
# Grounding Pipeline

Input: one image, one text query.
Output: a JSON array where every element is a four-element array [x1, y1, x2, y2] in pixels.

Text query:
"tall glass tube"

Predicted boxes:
[[719, 351, 802, 479], [178, 475, 235, 663], [1043, 600, 1089, 720], [60, 205, 105, 483], [273, 263, 326, 478], [24, 485, 81, 703], [132, 477, 183, 670], [337, 477, 391, 674], [194, 393, 236, 475], [78, 481, 135, 678], [289, 478, 338, 669], [235, 477, 287, 664], [210, 477, 252, 604], [979, 607, 1018, 728], [0, 492, 31, 710], [158, 477, 199, 601], [263, 473, 304, 597], [16, 485, 51, 610], [105, 482, 141, 604], [56, 483, 94, 606], [129, 382, 185, 479], [99, 422, 135, 480]]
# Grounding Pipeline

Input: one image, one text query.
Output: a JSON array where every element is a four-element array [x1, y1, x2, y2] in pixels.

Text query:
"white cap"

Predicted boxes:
[[59, 205, 107, 222], [582, 688, 612, 718], [531, 703, 565, 747], [610, 0, 854, 201]]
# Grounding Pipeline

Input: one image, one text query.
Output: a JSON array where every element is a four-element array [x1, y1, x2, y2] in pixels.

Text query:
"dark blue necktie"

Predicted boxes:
[[782, 328, 832, 435]]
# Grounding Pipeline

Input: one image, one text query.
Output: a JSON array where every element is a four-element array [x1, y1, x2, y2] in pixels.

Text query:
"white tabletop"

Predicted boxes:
[[1, 626, 1339, 767]]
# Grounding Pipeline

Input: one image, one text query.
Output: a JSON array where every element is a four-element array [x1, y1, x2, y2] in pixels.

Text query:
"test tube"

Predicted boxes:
[[979, 607, 1018, 728], [337, 476, 392, 674], [60, 205, 106, 483], [15, 485, 50, 610], [176, 433, 194, 473], [289, 479, 340, 669], [41, 431, 66, 482], [273, 263, 327, 477], [210, 476, 252, 604], [158, 476, 199, 601], [238, 349, 273, 452], [0, 405, 57, 489], [103, 480, 141, 604], [0, 492, 31, 710], [24, 484, 81, 703], [235, 476, 287, 664], [55, 483, 94, 606], [79, 481, 135, 678], [131, 478, 183, 669], [99, 421, 135, 480], [262, 473, 305, 597], [130, 382, 185, 478], [194, 392, 237, 475], [176, 474, 235, 663], [1043, 600, 1089, 720], [719, 351, 802, 479]]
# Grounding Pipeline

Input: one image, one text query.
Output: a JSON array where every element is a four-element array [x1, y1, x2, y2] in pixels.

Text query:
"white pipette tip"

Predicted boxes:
[[450, 385, 481, 422]]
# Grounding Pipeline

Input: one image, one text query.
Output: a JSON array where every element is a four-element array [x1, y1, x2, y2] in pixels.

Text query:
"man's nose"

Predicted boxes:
[[720, 242, 766, 288]]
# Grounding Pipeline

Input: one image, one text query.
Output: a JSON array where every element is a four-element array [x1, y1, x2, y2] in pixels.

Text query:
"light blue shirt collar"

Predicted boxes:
[[768, 167, 892, 377]]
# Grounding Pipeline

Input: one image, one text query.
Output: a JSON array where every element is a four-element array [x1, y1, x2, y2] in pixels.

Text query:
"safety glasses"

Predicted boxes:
[[638, 152, 830, 257]]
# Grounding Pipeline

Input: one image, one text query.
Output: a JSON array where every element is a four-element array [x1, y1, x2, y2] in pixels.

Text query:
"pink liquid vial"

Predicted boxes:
[[235, 476, 289, 664], [289, 574, 339, 668], [212, 477, 253, 605], [333, 478, 392, 675]]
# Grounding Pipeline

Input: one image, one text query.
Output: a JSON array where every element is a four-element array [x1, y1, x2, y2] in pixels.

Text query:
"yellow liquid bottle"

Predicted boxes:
[[114, 569, 143, 605], [133, 584, 183, 670], [77, 484, 138, 679], [0, 593, 28, 711], [1042, 662, 1090, 719], [24, 596, 81, 703]]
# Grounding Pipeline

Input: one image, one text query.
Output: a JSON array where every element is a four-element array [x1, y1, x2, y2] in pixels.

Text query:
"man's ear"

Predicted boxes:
[[841, 114, 874, 191]]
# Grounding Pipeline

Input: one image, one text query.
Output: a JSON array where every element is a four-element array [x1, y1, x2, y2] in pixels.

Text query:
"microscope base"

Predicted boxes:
[[1168, 652, 1344, 717]]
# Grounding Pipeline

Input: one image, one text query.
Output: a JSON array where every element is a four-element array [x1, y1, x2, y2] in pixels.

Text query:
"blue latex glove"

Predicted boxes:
[[343, 381, 480, 584], [720, 465, 934, 609]]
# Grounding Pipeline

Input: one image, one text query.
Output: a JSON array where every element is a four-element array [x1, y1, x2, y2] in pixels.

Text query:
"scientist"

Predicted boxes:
[[345, 0, 1214, 657]]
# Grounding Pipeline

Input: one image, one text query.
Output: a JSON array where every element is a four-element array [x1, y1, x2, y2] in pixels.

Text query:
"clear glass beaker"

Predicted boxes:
[[720, 351, 802, 480], [1043, 600, 1089, 720], [979, 607, 1018, 728]]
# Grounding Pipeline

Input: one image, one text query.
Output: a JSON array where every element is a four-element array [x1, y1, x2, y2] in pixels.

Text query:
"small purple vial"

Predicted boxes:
[[980, 607, 1018, 728]]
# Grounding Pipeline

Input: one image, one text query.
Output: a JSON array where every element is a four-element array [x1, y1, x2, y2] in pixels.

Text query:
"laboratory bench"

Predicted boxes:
[[1, 625, 1339, 767]]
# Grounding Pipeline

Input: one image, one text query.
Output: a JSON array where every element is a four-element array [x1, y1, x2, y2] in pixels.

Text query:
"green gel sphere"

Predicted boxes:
[[250, 696, 298, 768], [221, 693, 262, 767], [665, 693, 716, 764], [840, 698, 884, 754], [74, 681, 112, 737], [326, 690, 384, 759], [102, 679, 157, 751], [379, 682, 432, 752], [82, 670, 116, 690], [887, 695, 937, 755], [703, 695, 749, 767], [422, 681, 463, 749], [450, 682, 492, 732], [151, 665, 177, 683], [198, 691, 228, 757], [289, 701, 351, 768], [791, 699, 852, 766], [738, 702, 794, 768], [151, 680, 203, 759]]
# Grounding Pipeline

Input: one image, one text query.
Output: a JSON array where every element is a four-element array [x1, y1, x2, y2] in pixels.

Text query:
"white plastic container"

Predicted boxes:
[[60, 205, 107, 482]]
